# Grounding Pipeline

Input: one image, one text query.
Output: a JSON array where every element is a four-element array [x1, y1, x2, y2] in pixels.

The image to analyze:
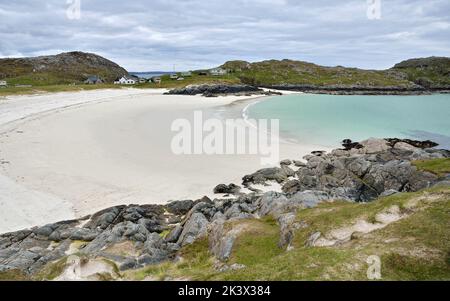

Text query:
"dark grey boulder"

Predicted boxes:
[[165, 225, 183, 243], [166, 200, 194, 216], [243, 167, 290, 186], [213, 183, 241, 194]]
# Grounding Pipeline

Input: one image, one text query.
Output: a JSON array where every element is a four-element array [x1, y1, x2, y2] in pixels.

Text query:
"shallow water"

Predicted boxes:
[[247, 93, 450, 148]]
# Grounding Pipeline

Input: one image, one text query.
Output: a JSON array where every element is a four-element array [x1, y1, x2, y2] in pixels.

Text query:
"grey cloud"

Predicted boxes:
[[0, 0, 449, 71]]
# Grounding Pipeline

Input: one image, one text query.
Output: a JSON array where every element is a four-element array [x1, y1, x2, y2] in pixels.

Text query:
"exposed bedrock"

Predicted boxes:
[[1, 138, 448, 276]]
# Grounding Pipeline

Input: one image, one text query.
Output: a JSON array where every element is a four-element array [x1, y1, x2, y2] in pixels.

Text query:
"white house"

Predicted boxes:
[[114, 76, 136, 85], [170, 74, 179, 80], [0, 80, 7, 87], [209, 68, 227, 76]]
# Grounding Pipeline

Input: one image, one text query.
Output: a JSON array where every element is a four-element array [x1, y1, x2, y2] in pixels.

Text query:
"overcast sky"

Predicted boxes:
[[0, 0, 449, 71]]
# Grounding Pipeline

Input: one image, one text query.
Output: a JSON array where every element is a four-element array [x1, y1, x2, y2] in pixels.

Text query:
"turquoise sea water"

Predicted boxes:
[[247, 94, 450, 148]]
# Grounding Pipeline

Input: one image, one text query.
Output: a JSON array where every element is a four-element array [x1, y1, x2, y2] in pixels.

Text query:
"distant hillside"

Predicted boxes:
[[219, 57, 450, 92], [221, 59, 414, 88], [0, 52, 129, 85], [392, 56, 450, 89]]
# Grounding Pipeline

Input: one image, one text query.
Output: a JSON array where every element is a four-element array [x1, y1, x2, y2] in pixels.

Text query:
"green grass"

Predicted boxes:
[[1, 187, 448, 281], [412, 158, 450, 178], [0, 74, 241, 97], [224, 59, 414, 87], [32, 257, 69, 281], [382, 253, 450, 280], [0, 269, 29, 281], [127, 187, 450, 281], [135, 74, 241, 89], [0, 83, 123, 97]]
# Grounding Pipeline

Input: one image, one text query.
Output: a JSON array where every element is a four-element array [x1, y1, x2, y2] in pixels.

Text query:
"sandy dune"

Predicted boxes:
[[0, 89, 330, 233]]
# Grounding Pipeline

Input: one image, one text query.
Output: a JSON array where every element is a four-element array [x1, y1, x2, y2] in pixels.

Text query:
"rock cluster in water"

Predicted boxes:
[[1, 138, 448, 277], [165, 84, 281, 97]]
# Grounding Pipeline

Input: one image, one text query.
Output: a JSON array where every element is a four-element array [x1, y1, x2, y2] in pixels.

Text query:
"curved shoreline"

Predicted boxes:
[[1, 89, 311, 234]]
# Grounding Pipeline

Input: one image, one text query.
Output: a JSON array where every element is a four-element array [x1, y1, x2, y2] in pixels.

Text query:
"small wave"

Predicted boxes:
[[242, 100, 262, 129]]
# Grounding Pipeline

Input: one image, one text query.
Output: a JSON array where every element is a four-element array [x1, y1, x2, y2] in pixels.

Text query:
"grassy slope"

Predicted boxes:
[[392, 57, 450, 88], [2, 56, 448, 97], [128, 186, 450, 281], [0, 83, 125, 97], [0, 74, 240, 97], [229, 59, 413, 87], [5, 186, 448, 281], [413, 158, 450, 178]]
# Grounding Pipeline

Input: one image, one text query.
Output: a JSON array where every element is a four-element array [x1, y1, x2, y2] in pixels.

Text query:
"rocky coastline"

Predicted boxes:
[[260, 84, 450, 95], [165, 84, 282, 97], [0, 138, 449, 280], [166, 84, 450, 96]]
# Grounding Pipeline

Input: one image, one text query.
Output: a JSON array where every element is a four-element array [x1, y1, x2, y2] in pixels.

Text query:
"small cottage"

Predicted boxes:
[[0, 80, 7, 88], [84, 76, 103, 85], [170, 74, 179, 80], [114, 76, 136, 85]]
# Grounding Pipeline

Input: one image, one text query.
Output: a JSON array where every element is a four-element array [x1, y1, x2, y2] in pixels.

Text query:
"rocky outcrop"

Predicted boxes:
[[0, 51, 129, 84], [213, 183, 241, 195], [244, 138, 447, 202], [260, 84, 430, 95], [165, 84, 280, 97], [1, 138, 448, 277]]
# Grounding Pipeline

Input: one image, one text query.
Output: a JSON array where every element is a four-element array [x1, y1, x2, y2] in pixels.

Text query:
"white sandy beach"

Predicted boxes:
[[0, 88, 331, 233]]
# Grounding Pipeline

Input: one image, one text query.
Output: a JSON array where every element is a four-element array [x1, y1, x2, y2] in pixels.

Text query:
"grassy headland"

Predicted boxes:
[[1, 52, 449, 97]]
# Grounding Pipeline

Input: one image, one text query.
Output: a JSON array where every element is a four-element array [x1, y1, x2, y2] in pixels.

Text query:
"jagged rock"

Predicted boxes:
[[165, 84, 262, 96], [281, 180, 302, 194], [189, 201, 217, 220], [360, 138, 391, 154], [166, 200, 194, 215], [288, 191, 331, 209], [85, 206, 124, 230], [119, 258, 137, 271], [385, 138, 439, 149], [342, 139, 364, 151], [213, 183, 241, 194], [257, 192, 289, 217], [278, 213, 307, 249], [393, 142, 419, 151], [306, 232, 322, 247], [32, 225, 56, 237], [177, 213, 209, 246], [165, 224, 183, 243], [223, 202, 254, 220], [243, 167, 290, 186], [294, 160, 306, 167], [69, 228, 99, 241], [280, 159, 292, 166], [209, 220, 232, 261]]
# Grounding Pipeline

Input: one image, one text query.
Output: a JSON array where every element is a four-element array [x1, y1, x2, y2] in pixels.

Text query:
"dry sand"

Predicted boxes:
[[0, 88, 331, 233]]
